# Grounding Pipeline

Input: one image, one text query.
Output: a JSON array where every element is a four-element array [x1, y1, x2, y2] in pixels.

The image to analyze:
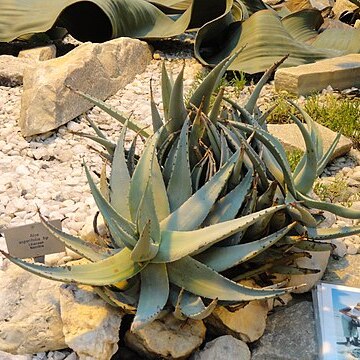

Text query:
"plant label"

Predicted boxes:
[[3, 220, 65, 258]]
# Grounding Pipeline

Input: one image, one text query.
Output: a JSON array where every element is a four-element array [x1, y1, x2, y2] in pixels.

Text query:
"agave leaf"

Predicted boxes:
[[290, 115, 317, 194], [131, 220, 159, 262], [150, 80, 164, 133], [94, 287, 136, 313], [189, 104, 206, 167], [204, 170, 253, 225], [209, 87, 225, 124], [270, 265, 320, 275], [219, 130, 230, 166], [163, 136, 180, 184], [110, 122, 131, 220], [84, 164, 137, 247], [74, 132, 116, 155], [162, 62, 174, 121], [127, 134, 138, 177], [39, 213, 114, 261], [167, 118, 192, 211], [129, 131, 170, 223], [131, 263, 169, 330], [191, 151, 209, 192], [160, 149, 239, 231], [196, 222, 296, 272], [256, 180, 278, 210], [189, 52, 239, 114], [287, 202, 317, 227], [70, 88, 151, 138], [168, 65, 188, 133], [168, 256, 288, 301], [306, 225, 360, 240], [176, 289, 218, 320], [317, 132, 341, 176], [229, 121, 296, 196], [154, 204, 287, 263], [297, 192, 360, 219], [293, 240, 334, 251], [0, 248, 144, 286], [84, 113, 108, 140], [205, 120, 222, 163]]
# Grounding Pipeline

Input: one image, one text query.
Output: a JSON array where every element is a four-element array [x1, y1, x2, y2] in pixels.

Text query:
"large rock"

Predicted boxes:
[[274, 54, 360, 95], [190, 335, 251, 360], [268, 123, 352, 160], [0, 261, 66, 354], [59, 284, 123, 360], [20, 37, 152, 136], [0, 55, 34, 87], [252, 301, 317, 360], [125, 312, 206, 359], [0, 351, 31, 360], [205, 300, 269, 343]]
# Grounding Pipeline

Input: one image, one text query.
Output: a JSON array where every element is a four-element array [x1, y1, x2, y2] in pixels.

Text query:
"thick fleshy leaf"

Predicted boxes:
[[1, 248, 144, 286], [110, 122, 131, 219], [131, 220, 159, 262], [195, 222, 296, 272], [204, 170, 252, 225], [40, 213, 114, 261], [175, 289, 218, 320], [160, 149, 239, 231], [154, 204, 287, 262], [167, 118, 192, 211], [132, 263, 169, 330], [306, 225, 360, 240], [168, 256, 288, 301]]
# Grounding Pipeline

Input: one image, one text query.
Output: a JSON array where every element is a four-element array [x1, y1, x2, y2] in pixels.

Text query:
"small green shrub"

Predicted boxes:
[[304, 94, 360, 148], [286, 149, 304, 172]]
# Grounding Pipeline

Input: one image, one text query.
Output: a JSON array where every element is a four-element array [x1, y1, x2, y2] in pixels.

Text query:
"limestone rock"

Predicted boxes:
[[323, 254, 360, 287], [20, 37, 152, 136], [268, 123, 352, 161], [125, 312, 206, 359], [59, 284, 123, 360], [0, 261, 65, 354], [0, 55, 34, 87], [205, 300, 269, 343], [190, 335, 251, 360], [252, 301, 317, 360], [274, 54, 360, 95], [18, 45, 57, 61], [0, 350, 32, 359]]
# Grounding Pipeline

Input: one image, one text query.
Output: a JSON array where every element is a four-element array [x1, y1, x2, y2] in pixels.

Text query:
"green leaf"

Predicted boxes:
[[74, 132, 116, 155], [167, 118, 192, 211], [196, 222, 297, 272], [306, 225, 360, 240], [1, 248, 144, 286], [131, 220, 159, 262], [154, 204, 287, 262], [70, 88, 151, 138], [175, 289, 218, 320], [40, 213, 113, 261], [132, 263, 169, 330], [168, 256, 288, 301], [160, 149, 239, 231], [110, 122, 131, 220], [84, 164, 137, 248], [204, 170, 253, 225]]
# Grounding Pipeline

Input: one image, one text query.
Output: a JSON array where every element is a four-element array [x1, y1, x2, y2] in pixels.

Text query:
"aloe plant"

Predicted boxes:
[[3, 54, 360, 330]]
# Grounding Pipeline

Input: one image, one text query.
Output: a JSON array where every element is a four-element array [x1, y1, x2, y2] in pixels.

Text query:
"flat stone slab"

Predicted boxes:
[[274, 54, 360, 95], [251, 301, 318, 360], [268, 123, 352, 161]]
